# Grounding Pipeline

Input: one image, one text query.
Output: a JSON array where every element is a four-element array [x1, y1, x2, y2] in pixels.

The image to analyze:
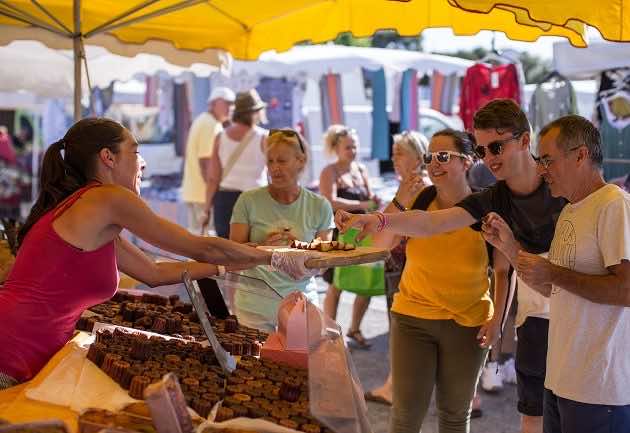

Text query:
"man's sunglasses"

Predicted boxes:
[[269, 128, 305, 154], [423, 150, 469, 164], [474, 133, 523, 159]]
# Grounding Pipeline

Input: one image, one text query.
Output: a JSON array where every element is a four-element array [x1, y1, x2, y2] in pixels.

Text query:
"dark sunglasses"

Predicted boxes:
[[474, 133, 523, 159], [269, 129, 305, 154], [423, 150, 469, 164]]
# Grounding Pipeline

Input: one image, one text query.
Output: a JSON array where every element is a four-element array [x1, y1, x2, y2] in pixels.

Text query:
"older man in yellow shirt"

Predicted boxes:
[[182, 87, 235, 235]]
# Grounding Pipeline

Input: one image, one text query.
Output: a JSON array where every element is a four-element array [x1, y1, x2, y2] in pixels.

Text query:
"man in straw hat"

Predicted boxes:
[[204, 89, 268, 238]]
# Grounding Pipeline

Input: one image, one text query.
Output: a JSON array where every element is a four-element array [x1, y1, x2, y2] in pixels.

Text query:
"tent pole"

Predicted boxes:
[[73, 0, 82, 121]]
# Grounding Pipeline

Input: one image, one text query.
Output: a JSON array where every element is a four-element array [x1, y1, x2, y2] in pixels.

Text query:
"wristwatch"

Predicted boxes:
[[392, 197, 407, 212]]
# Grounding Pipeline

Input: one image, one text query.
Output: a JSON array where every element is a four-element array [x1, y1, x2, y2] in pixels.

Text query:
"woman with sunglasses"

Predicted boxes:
[[364, 130, 430, 406], [367, 129, 509, 433], [319, 124, 382, 348], [229, 128, 333, 329]]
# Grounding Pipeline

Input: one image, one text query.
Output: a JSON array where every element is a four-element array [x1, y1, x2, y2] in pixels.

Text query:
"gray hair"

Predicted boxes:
[[539, 115, 603, 166], [393, 131, 429, 160]]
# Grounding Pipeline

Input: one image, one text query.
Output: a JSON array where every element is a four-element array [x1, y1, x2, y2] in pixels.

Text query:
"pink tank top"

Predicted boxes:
[[0, 184, 119, 382]]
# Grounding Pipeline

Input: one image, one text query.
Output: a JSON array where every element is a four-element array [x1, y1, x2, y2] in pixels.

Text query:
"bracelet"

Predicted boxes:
[[374, 212, 389, 232], [392, 197, 407, 212], [217, 265, 226, 276]]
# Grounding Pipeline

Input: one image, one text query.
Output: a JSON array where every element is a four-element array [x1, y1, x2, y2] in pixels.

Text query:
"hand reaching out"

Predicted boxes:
[[334, 210, 379, 242]]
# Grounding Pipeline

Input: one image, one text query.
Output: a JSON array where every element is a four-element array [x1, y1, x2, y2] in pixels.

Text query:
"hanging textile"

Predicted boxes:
[[319, 73, 345, 128], [256, 77, 295, 129], [42, 99, 70, 147], [144, 76, 159, 107], [528, 74, 577, 134], [400, 69, 418, 132], [390, 72, 403, 123], [368, 68, 389, 160], [174, 82, 192, 157], [431, 71, 445, 112], [459, 63, 521, 131], [431, 71, 460, 115], [596, 68, 630, 180], [157, 77, 175, 142], [192, 76, 210, 118]]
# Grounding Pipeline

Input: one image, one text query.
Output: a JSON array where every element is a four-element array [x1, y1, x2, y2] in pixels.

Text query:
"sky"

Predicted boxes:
[[420, 27, 604, 60]]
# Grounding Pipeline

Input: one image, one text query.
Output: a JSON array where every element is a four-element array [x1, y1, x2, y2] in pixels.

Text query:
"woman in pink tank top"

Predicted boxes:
[[0, 118, 318, 388]]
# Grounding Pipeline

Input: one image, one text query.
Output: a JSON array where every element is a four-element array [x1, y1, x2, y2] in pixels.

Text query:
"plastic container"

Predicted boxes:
[[144, 373, 194, 433]]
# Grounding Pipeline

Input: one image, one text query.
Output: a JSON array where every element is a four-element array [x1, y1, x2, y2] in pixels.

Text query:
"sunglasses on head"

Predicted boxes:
[[423, 150, 469, 164], [474, 132, 523, 159], [269, 129, 305, 154]]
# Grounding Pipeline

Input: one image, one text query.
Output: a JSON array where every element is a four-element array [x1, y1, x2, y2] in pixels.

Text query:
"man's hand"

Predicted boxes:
[[517, 251, 555, 288], [335, 210, 379, 242], [482, 212, 519, 264], [477, 317, 502, 349]]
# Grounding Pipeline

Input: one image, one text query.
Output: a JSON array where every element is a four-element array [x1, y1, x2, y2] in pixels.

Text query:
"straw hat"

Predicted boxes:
[[233, 89, 267, 115]]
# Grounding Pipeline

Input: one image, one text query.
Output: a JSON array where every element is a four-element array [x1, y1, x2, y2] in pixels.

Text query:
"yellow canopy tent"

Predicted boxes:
[[450, 0, 630, 42], [0, 0, 586, 119]]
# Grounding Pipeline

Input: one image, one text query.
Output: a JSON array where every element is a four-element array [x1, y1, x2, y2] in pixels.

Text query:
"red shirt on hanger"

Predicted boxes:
[[460, 63, 521, 131]]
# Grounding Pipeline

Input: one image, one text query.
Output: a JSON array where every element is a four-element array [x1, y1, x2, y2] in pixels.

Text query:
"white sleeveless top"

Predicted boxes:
[[218, 125, 268, 191]]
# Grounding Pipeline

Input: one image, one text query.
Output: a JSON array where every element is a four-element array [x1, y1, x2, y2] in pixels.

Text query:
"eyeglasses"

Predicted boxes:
[[423, 150, 470, 164], [269, 129, 305, 154], [474, 133, 523, 159], [533, 145, 583, 169]]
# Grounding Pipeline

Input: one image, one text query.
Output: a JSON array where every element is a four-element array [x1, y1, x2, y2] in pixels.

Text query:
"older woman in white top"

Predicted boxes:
[[205, 89, 268, 238]]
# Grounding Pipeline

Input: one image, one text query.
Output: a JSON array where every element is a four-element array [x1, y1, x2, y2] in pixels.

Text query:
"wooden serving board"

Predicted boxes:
[[258, 246, 390, 268]]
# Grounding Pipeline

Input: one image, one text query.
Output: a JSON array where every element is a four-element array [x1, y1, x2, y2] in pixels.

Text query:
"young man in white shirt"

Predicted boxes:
[[483, 115, 630, 433], [181, 87, 235, 235]]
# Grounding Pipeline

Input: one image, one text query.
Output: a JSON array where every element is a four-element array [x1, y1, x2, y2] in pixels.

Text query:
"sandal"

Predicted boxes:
[[364, 390, 392, 406], [346, 329, 372, 349]]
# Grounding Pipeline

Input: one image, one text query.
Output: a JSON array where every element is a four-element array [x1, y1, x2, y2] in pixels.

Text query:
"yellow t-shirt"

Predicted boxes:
[[181, 112, 223, 203], [391, 200, 493, 327]]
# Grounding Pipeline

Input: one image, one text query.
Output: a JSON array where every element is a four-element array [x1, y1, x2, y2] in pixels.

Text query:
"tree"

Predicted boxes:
[[333, 30, 423, 51]]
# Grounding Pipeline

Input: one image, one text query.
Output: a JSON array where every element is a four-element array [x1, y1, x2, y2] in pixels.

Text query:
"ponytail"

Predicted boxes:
[[18, 118, 125, 246]]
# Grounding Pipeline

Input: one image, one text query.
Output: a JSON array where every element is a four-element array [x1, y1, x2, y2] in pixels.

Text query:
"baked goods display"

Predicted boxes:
[[212, 356, 329, 433], [0, 420, 69, 433], [87, 328, 225, 418], [79, 407, 156, 433], [85, 329, 329, 432], [76, 291, 268, 355], [290, 239, 355, 252]]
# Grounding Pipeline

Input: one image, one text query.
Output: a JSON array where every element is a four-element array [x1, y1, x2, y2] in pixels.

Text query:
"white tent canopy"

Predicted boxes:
[[553, 41, 630, 79], [232, 44, 474, 79], [0, 40, 219, 98]]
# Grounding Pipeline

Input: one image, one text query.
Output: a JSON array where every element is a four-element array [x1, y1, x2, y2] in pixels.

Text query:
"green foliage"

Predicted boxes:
[[333, 30, 422, 51]]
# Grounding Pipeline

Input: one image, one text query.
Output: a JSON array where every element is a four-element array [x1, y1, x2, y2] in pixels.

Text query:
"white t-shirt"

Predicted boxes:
[[546, 184, 630, 405], [218, 125, 268, 192], [181, 112, 222, 203], [515, 260, 549, 327]]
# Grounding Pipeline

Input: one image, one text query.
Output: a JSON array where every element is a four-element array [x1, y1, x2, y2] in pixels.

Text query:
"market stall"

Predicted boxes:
[[0, 0, 586, 120], [0, 244, 387, 433]]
